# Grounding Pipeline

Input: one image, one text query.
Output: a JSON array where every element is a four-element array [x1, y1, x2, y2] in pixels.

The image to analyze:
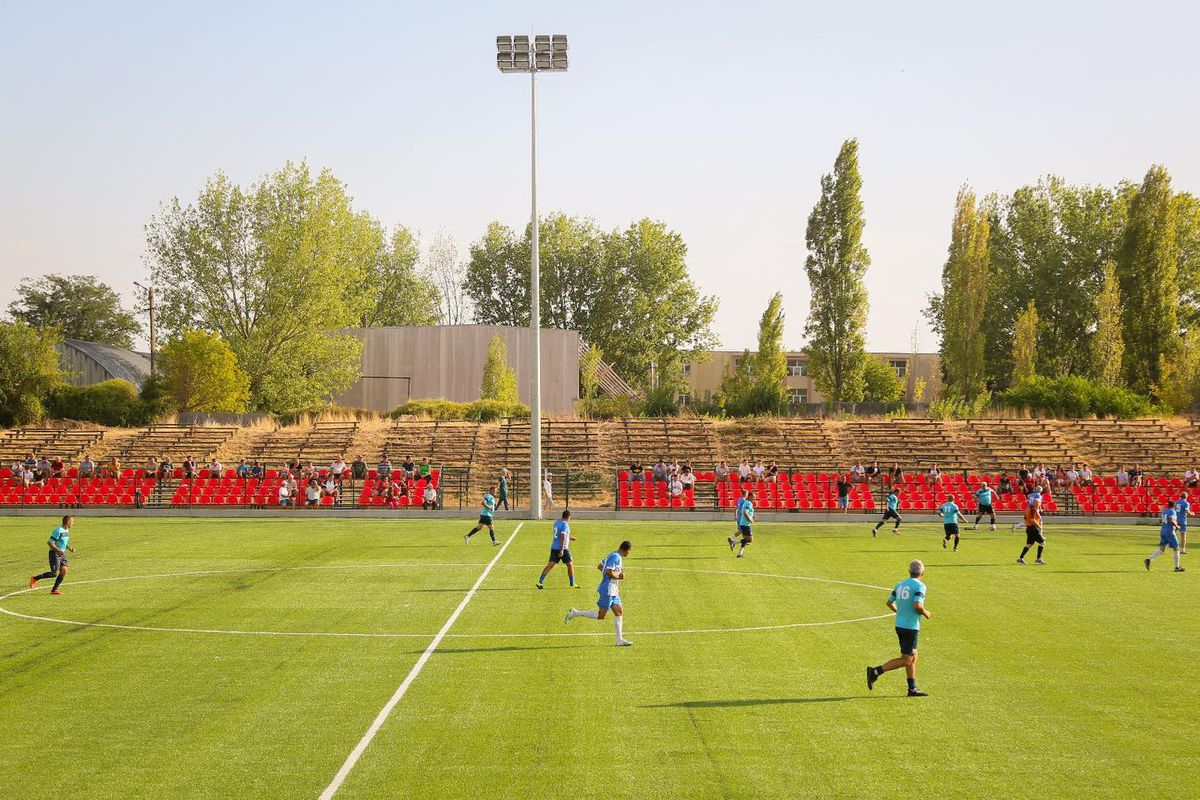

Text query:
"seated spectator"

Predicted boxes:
[[23, 453, 37, 473], [679, 467, 695, 489], [668, 475, 684, 498], [765, 461, 779, 483], [752, 461, 765, 480], [998, 475, 1014, 495], [652, 459, 668, 483], [157, 458, 172, 480], [278, 480, 294, 507], [1039, 476, 1053, 500], [351, 455, 367, 480], [1128, 464, 1144, 489], [865, 461, 880, 479], [738, 460, 752, 481], [305, 479, 321, 507], [36, 457, 51, 482], [330, 456, 348, 483], [142, 456, 157, 476], [714, 461, 729, 481], [1115, 464, 1129, 487], [387, 480, 405, 510], [928, 463, 941, 485], [20, 466, 40, 488], [422, 482, 438, 510], [850, 462, 865, 481], [208, 458, 222, 474], [401, 455, 416, 478], [889, 464, 903, 484], [1186, 466, 1199, 488], [323, 475, 339, 501], [1061, 466, 1075, 488], [79, 455, 96, 478], [250, 461, 264, 479], [236, 459, 251, 478], [378, 456, 393, 480], [1017, 463, 1030, 483], [104, 454, 120, 478], [417, 458, 432, 480], [1079, 464, 1093, 486], [182, 456, 196, 479], [50, 458, 65, 478]]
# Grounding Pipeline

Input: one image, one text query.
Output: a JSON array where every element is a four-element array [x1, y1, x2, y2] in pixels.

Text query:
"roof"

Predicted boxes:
[[60, 339, 152, 386]]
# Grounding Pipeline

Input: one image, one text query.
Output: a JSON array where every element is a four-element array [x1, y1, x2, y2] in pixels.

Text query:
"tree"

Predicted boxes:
[[1154, 329, 1200, 411], [8, 275, 141, 348], [480, 335, 519, 404], [158, 329, 251, 412], [929, 187, 990, 397], [357, 226, 440, 327], [426, 230, 470, 324], [863, 357, 905, 402], [464, 221, 530, 327], [145, 162, 368, 413], [1012, 300, 1039, 385], [718, 349, 755, 416], [750, 292, 789, 412], [803, 139, 870, 401], [579, 344, 604, 400], [0, 322, 63, 425], [1092, 260, 1125, 388], [1118, 166, 1182, 394]]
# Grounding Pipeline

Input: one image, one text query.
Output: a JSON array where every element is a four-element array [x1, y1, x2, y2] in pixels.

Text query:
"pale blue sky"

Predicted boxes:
[[2, 1, 1197, 352]]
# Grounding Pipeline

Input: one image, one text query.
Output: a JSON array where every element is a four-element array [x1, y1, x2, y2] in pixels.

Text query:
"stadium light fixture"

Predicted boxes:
[[495, 32, 568, 521]]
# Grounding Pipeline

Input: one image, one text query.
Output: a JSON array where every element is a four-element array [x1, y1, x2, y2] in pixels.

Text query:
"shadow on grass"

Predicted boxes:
[[643, 696, 888, 709]]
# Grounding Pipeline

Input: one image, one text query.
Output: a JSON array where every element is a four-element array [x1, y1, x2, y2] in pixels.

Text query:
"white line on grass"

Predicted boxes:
[[316, 522, 523, 800]]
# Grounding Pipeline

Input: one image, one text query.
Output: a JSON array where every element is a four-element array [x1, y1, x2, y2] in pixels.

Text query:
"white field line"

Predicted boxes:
[[316, 522, 523, 800]]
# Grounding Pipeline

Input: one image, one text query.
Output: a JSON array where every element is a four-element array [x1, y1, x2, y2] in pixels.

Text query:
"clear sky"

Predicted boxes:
[[2, 1, 1197, 353]]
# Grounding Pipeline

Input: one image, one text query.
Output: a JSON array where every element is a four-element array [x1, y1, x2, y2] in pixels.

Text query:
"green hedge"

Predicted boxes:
[[997, 376, 1154, 419], [45, 379, 164, 427], [390, 398, 530, 422]]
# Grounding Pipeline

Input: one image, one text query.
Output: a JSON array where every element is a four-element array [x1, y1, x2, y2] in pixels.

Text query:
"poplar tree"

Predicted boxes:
[[480, 335, 519, 404], [930, 187, 990, 396], [749, 292, 789, 412], [1012, 300, 1039, 385], [803, 139, 870, 401], [1092, 260, 1124, 388]]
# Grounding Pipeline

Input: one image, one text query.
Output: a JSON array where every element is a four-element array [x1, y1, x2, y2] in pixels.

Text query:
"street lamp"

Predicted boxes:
[[496, 33, 568, 520], [133, 281, 156, 377]]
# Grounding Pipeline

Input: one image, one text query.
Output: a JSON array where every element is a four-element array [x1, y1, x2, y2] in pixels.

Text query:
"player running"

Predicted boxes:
[[30, 515, 76, 595], [728, 487, 754, 558], [464, 485, 500, 546], [872, 487, 902, 536], [1145, 499, 1185, 572], [1017, 493, 1046, 564], [1176, 492, 1190, 554], [537, 510, 577, 589], [866, 559, 931, 697], [972, 482, 997, 531], [939, 498, 966, 551], [564, 540, 633, 646]]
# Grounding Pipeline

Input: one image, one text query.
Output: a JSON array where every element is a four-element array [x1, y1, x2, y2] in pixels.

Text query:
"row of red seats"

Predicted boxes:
[[618, 482, 696, 509]]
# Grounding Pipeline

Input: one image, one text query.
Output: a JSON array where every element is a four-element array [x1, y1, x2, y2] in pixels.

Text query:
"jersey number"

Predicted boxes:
[[897, 586, 911, 600]]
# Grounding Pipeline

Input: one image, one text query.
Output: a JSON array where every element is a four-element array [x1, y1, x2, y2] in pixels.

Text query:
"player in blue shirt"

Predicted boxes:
[[972, 482, 997, 531], [1176, 492, 1190, 554], [30, 515, 76, 595], [464, 485, 500, 546], [1145, 499, 1184, 572], [564, 540, 633, 646], [728, 487, 754, 558], [939, 499, 966, 551], [872, 488, 902, 536], [536, 510, 578, 588], [866, 559, 931, 697]]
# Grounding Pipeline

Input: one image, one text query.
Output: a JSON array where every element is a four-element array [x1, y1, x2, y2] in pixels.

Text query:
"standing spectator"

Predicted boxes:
[[715, 461, 730, 481], [836, 475, 853, 513], [378, 456, 393, 481], [422, 481, 439, 510], [402, 455, 416, 479], [79, 454, 96, 478], [497, 468, 510, 510], [1116, 464, 1129, 487], [542, 468, 554, 509], [351, 455, 367, 480]]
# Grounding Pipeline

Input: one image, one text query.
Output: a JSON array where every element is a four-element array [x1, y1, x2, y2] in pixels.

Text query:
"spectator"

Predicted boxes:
[[330, 455, 348, 483], [928, 463, 941, 486], [889, 464, 903, 485], [752, 461, 766, 480], [23, 453, 37, 473], [1017, 463, 1030, 483], [629, 462, 645, 482], [402, 455, 416, 479], [236, 459, 251, 478], [497, 468, 510, 511], [417, 458, 432, 481], [1116, 464, 1129, 487], [378, 456, 393, 480], [208, 457, 223, 475], [668, 474, 684, 498], [850, 462, 865, 481], [182, 456, 196, 479], [1080, 464, 1093, 486], [1062, 465, 1076, 488], [653, 459, 668, 483], [836, 475, 853, 513], [323, 474, 339, 502], [765, 461, 779, 483], [79, 454, 96, 478], [1039, 476, 1053, 501], [422, 481, 438, 510], [249, 461, 263, 479], [680, 466, 695, 489], [301, 462, 316, 481], [715, 461, 729, 481], [542, 468, 554, 509], [278, 480, 294, 507], [49, 457, 64, 478], [1186, 466, 1199, 488], [388, 480, 405, 510], [865, 461, 880, 479], [668, 460, 681, 479], [998, 475, 1014, 495], [304, 479, 321, 507], [142, 456, 157, 476], [1128, 464, 1144, 489], [351, 455, 367, 480], [20, 465, 40, 488], [738, 459, 752, 481], [36, 456, 51, 482], [157, 457, 172, 480]]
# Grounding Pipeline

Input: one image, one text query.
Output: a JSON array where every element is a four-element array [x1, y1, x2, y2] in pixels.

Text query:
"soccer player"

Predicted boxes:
[[728, 487, 754, 557], [537, 510, 577, 588], [972, 481, 997, 531], [1176, 491, 1190, 554], [464, 485, 500, 546], [1145, 499, 1185, 572], [872, 487, 902, 536], [1017, 493, 1046, 564], [866, 559, 930, 697], [938, 497, 966, 551], [30, 515, 75, 595], [564, 540, 633, 646]]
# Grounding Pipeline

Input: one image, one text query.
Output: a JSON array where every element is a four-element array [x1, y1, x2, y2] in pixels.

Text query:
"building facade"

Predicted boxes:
[[57, 339, 151, 388], [680, 350, 942, 406]]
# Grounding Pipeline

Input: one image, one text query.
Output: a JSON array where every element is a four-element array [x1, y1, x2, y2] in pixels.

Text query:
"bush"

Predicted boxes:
[[928, 391, 993, 420], [390, 398, 529, 422], [46, 379, 160, 426], [636, 384, 680, 417], [997, 376, 1153, 419], [574, 397, 635, 419], [465, 399, 529, 422]]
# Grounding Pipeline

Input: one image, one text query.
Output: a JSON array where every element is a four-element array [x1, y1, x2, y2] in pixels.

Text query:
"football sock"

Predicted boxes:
[[1036, 546, 1044, 559], [568, 575, 574, 587], [1148, 550, 1162, 561], [465, 529, 476, 539], [576, 610, 599, 619], [1019, 546, 1030, 559], [51, 573, 65, 591], [33, 571, 56, 581], [953, 535, 959, 550], [538, 571, 547, 585], [737, 546, 746, 556], [489, 531, 496, 543], [1175, 550, 1182, 568], [614, 615, 624, 642], [907, 677, 917, 692]]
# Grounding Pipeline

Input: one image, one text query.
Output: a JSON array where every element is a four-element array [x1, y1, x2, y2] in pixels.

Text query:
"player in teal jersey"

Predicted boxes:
[[564, 540, 633, 646], [1145, 498, 1184, 572], [464, 485, 500, 546], [537, 510, 578, 588], [939, 498, 966, 551], [30, 515, 76, 595], [1176, 492, 1190, 554], [872, 488, 902, 536], [972, 482, 997, 531], [728, 487, 754, 557], [867, 559, 931, 697]]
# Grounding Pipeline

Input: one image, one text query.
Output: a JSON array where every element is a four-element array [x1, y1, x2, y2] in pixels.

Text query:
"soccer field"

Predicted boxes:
[[1, 515, 1195, 799]]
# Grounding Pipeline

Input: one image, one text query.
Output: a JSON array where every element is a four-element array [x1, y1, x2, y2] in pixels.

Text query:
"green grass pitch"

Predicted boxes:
[[1, 515, 1196, 799]]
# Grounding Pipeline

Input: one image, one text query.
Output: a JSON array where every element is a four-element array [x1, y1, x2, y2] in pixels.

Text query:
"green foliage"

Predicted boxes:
[[928, 187, 990, 396], [145, 162, 371, 413], [355, 226, 441, 327], [579, 345, 604, 400], [862, 357, 905, 402], [479, 335, 519, 404], [803, 139, 870, 401], [1153, 329, 1200, 411], [636, 382, 681, 417], [159, 330, 251, 412], [1012, 300, 1039, 385], [717, 350, 757, 416], [999, 376, 1154, 418], [390, 398, 529, 422], [8, 274, 141, 348], [912, 376, 928, 403], [0, 321, 63, 425], [574, 396, 635, 419], [1092, 260, 1124, 388], [927, 392, 993, 420], [464, 214, 718, 393], [45, 379, 157, 426], [717, 295, 789, 416]]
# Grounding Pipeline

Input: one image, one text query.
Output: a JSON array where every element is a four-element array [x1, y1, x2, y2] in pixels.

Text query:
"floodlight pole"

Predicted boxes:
[[529, 65, 543, 521]]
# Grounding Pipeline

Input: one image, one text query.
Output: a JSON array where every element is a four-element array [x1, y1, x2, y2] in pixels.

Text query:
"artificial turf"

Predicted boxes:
[[0, 515, 1195, 799]]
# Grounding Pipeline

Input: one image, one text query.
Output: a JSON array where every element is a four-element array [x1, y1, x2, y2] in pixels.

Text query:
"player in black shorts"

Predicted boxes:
[[972, 482, 998, 531], [872, 489, 902, 536]]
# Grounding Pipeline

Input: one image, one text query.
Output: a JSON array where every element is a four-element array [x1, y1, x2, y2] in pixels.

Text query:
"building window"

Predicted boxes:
[[789, 388, 807, 406], [787, 357, 807, 377], [733, 357, 752, 375], [677, 392, 691, 407], [889, 359, 908, 379], [681, 361, 691, 377]]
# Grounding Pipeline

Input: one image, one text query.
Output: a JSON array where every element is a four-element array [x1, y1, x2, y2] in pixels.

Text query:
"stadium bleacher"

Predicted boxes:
[[249, 421, 358, 466], [963, 419, 1082, 473], [117, 423, 238, 462], [0, 427, 106, 463], [718, 419, 842, 470], [1066, 418, 1194, 475], [838, 419, 970, 471]]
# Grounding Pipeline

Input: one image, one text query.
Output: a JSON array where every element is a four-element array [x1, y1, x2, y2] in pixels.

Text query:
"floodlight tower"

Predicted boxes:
[[496, 33, 568, 520]]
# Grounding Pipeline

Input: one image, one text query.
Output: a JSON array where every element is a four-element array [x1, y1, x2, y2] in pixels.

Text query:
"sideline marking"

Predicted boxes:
[[316, 522, 522, 800], [0, 565, 891, 639]]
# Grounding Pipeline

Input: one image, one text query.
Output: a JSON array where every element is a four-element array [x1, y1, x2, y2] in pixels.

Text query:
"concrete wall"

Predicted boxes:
[[334, 325, 581, 414]]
